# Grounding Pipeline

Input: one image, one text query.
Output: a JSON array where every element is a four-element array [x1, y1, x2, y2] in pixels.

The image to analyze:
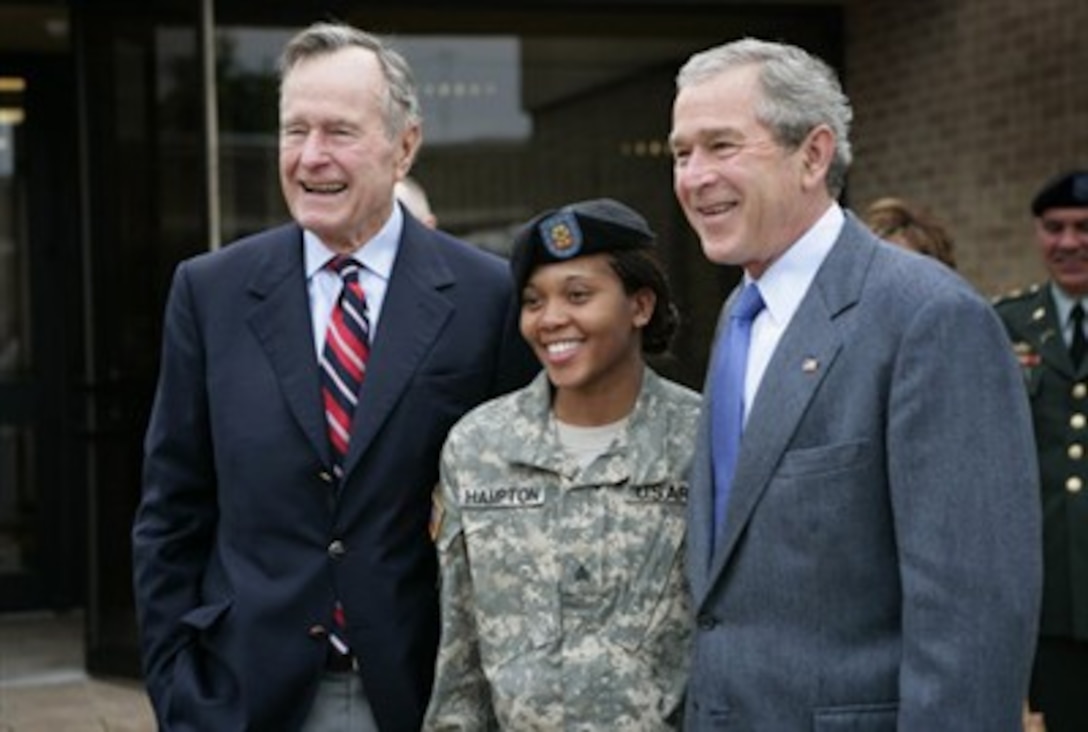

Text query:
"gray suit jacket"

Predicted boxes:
[[685, 214, 1042, 731]]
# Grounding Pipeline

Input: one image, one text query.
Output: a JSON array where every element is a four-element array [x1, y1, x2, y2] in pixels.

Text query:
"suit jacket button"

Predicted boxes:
[[308, 624, 328, 639], [697, 614, 719, 630], [1067, 476, 1083, 494], [317, 470, 334, 484], [328, 539, 347, 558]]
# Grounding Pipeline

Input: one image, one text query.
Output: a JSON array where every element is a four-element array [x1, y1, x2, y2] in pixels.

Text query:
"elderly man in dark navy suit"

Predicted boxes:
[[131, 21, 535, 732]]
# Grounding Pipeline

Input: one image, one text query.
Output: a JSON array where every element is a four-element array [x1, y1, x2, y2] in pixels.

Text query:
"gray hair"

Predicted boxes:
[[278, 21, 421, 139], [677, 38, 853, 197]]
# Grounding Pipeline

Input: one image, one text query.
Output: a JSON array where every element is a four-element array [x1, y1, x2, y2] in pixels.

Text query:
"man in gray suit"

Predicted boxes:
[[669, 38, 1042, 730]]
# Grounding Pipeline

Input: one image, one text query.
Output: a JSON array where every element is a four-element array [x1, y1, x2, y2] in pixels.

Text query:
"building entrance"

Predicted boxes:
[[2, 1, 844, 682]]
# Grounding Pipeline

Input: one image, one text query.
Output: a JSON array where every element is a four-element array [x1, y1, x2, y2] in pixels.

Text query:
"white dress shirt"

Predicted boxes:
[[305, 204, 403, 357], [1048, 282, 1087, 350], [741, 203, 844, 420]]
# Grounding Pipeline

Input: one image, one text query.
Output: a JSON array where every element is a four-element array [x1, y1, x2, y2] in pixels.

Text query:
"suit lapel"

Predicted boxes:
[[340, 224, 455, 477], [687, 400, 716, 600], [700, 215, 873, 604], [246, 225, 330, 464], [688, 291, 738, 600], [706, 301, 842, 585]]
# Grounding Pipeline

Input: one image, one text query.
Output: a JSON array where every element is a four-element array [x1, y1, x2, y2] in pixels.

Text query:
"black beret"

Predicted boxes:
[[510, 198, 656, 297], [1031, 170, 1088, 216]]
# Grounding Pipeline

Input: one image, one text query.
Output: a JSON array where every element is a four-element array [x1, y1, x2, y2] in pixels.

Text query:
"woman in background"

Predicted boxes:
[[864, 195, 958, 269]]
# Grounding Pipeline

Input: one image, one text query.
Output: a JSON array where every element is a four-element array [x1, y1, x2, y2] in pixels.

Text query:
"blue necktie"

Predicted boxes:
[[711, 283, 765, 549]]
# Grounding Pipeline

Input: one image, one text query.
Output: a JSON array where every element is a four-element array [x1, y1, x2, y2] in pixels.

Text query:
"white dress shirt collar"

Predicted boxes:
[[738, 203, 844, 421], [304, 205, 404, 354], [747, 202, 844, 327], [1049, 282, 1085, 346], [303, 203, 403, 282]]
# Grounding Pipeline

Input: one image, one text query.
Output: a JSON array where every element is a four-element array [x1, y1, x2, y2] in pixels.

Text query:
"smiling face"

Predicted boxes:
[[670, 64, 832, 278], [1037, 207, 1088, 297], [520, 253, 654, 424], [279, 46, 420, 253]]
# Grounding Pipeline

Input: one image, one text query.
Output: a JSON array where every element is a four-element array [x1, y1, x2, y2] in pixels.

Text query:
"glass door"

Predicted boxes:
[[0, 52, 84, 614], [0, 72, 36, 607]]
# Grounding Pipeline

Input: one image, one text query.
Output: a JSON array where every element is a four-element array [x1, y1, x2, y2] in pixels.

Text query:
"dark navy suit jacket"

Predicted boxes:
[[133, 212, 537, 731]]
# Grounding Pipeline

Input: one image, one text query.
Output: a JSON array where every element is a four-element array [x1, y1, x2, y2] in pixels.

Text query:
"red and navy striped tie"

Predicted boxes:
[[320, 256, 370, 661], [321, 256, 370, 479]]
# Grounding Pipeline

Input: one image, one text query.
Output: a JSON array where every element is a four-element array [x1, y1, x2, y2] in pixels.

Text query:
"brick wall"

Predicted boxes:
[[845, 0, 1088, 296]]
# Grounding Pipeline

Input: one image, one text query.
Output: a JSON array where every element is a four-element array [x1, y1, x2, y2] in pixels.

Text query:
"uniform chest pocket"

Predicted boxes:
[[461, 501, 561, 666], [607, 494, 689, 653]]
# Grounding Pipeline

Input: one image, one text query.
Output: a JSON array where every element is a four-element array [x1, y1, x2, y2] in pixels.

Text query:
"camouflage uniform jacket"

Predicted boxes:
[[424, 367, 700, 731]]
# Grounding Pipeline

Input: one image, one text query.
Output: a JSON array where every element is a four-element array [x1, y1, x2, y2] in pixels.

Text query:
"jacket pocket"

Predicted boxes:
[[179, 598, 232, 632], [776, 440, 870, 479], [166, 599, 241, 726], [813, 702, 897, 731]]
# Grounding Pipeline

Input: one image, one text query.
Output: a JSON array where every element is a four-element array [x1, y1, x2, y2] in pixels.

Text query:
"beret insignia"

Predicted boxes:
[[539, 211, 583, 259]]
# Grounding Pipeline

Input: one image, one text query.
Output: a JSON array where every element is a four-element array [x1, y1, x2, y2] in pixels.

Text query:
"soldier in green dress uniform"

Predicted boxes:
[[994, 170, 1088, 732]]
